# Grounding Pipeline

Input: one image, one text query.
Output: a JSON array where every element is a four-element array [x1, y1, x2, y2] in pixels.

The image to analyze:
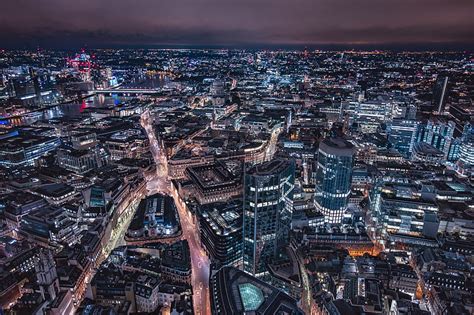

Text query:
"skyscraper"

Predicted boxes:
[[28, 67, 42, 104], [432, 75, 449, 114], [416, 118, 455, 161], [199, 199, 243, 267], [243, 159, 295, 278], [388, 119, 420, 158], [314, 137, 355, 224], [457, 124, 474, 177], [348, 100, 393, 133]]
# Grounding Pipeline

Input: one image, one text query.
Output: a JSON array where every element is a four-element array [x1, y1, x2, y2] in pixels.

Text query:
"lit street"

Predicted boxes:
[[141, 109, 211, 315], [2, 33, 470, 315]]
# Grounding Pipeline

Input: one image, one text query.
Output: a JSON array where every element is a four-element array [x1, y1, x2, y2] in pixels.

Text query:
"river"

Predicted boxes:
[[0, 74, 170, 127]]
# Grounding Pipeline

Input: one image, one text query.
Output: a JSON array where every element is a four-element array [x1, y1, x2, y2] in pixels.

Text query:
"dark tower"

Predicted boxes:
[[29, 67, 42, 104], [432, 75, 449, 114]]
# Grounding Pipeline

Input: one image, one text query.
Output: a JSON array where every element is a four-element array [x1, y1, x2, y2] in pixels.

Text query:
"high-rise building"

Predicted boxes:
[[416, 118, 455, 161], [314, 137, 355, 224], [457, 124, 474, 177], [432, 75, 449, 114], [199, 199, 243, 267], [243, 159, 295, 278], [35, 248, 60, 301], [28, 67, 42, 104], [388, 119, 420, 158]]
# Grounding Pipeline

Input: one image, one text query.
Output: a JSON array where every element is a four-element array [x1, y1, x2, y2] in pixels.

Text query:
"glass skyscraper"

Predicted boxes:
[[416, 118, 455, 161], [242, 159, 295, 278], [457, 124, 474, 177], [314, 137, 355, 224], [388, 119, 420, 158]]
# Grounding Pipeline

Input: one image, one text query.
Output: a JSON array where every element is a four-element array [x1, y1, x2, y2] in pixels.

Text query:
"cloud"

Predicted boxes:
[[1, 0, 472, 48]]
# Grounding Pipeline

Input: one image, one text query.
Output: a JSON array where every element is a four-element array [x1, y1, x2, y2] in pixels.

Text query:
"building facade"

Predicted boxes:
[[314, 137, 355, 224], [243, 159, 295, 278], [388, 119, 419, 158], [199, 199, 243, 267]]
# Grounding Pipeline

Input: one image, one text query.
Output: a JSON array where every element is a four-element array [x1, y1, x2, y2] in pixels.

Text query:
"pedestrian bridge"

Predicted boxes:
[[93, 88, 161, 95]]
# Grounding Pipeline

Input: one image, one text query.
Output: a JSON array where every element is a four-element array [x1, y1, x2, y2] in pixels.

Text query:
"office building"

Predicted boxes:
[[371, 183, 439, 243], [388, 119, 420, 158], [57, 145, 109, 174], [210, 266, 303, 315], [185, 160, 242, 205], [348, 100, 393, 133], [104, 129, 149, 161], [457, 124, 474, 177], [199, 199, 242, 267], [243, 159, 295, 278], [417, 118, 455, 160], [0, 130, 60, 167], [432, 75, 449, 114], [314, 137, 355, 224], [20, 205, 80, 246], [412, 142, 445, 165]]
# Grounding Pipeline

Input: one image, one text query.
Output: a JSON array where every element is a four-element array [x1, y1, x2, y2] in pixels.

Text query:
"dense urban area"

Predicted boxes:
[[0, 48, 472, 314]]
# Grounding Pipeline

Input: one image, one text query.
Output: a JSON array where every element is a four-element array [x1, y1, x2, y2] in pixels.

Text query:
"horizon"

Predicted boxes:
[[2, 42, 473, 52], [1, 2, 473, 315]]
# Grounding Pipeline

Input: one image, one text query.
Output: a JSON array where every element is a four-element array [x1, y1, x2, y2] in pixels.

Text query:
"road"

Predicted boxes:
[[265, 126, 282, 161], [171, 188, 211, 315], [77, 189, 141, 312], [109, 198, 140, 249], [291, 242, 314, 314], [141, 109, 211, 315]]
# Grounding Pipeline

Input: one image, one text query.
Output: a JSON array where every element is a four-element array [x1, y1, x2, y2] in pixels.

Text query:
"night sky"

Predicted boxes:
[[1, 0, 473, 49]]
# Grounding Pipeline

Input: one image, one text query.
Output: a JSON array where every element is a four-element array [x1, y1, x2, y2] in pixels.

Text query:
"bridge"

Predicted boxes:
[[92, 88, 161, 95]]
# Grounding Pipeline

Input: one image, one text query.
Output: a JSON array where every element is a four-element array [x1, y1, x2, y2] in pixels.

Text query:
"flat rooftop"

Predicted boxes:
[[247, 159, 292, 176], [200, 199, 242, 236]]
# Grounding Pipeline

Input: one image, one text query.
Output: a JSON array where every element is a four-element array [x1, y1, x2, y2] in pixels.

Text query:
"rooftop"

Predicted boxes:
[[200, 199, 242, 236], [319, 136, 355, 156], [211, 266, 303, 314], [247, 159, 293, 176]]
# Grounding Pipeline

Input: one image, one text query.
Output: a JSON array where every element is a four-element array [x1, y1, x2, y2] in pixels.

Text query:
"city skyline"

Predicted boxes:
[[0, 46, 472, 315], [0, 1, 472, 313]]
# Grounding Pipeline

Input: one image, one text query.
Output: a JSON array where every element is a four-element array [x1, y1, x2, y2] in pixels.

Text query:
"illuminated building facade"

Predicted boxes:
[[371, 183, 439, 243], [457, 124, 474, 177], [416, 118, 455, 161], [199, 199, 242, 267], [67, 51, 93, 82], [388, 119, 420, 158], [432, 75, 449, 114], [243, 159, 295, 278], [0, 130, 61, 167], [314, 137, 355, 224]]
